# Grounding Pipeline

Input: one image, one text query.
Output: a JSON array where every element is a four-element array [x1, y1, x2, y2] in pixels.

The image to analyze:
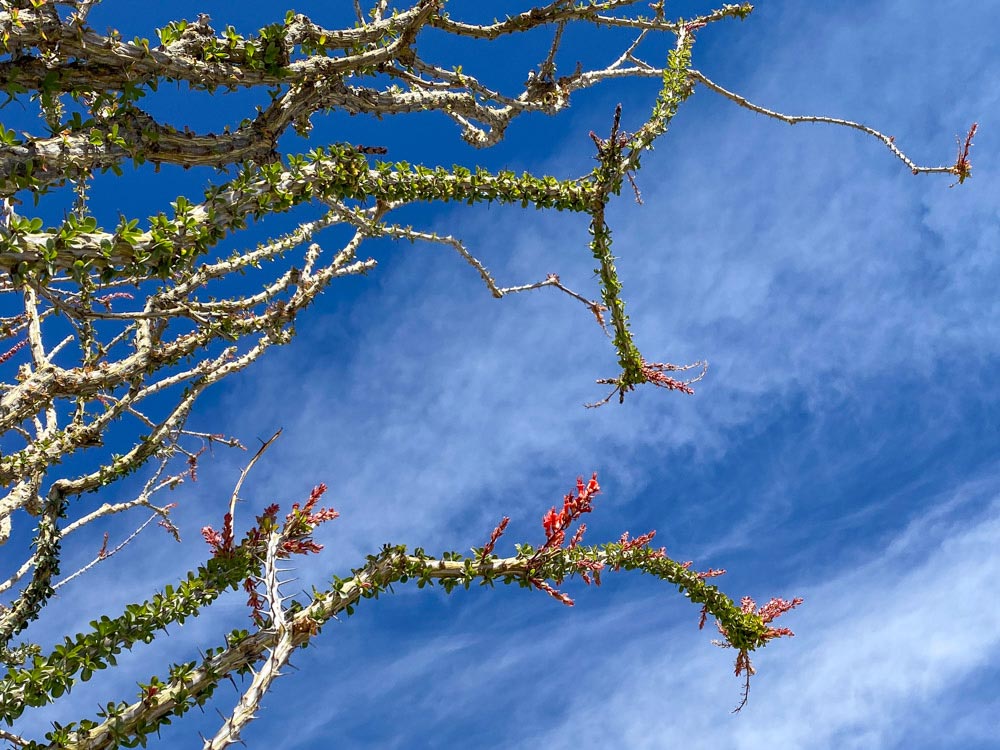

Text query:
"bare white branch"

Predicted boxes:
[[688, 69, 959, 177]]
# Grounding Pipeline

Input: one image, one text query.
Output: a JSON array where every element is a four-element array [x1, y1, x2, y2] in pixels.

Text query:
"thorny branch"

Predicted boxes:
[[24, 509, 797, 750], [202, 529, 296, 750]]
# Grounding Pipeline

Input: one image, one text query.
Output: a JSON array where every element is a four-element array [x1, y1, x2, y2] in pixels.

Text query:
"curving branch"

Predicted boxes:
[[35, 532, 793, 750], [0, 1, 754, 195], [687, 69, 970, 179]]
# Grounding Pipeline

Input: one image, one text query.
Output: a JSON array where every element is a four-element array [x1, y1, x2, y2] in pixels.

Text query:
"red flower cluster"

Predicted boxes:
[[540, 473, 600, 550], [710, 594, 805, 711], [640, 361, 698, 395], [708, 594, 803, 645], [281, 483, 339, 555], [245, 576, 267, 627], [530, 578, 575, 607], [155, 503, 180, 542], [187, 445, 206, 482], [528, 474, 603, 606], [201, 485, 339, 624], [95, 291, 134, 310], [574, 557, 604, 586], [696, 568, 726, 580], [618, 529, 657, 551], [201, 512, 235, 557], [742, 595, 804, 641], [480, 516, 510, 559], [0, 338, 27, 366], [591, 358, 707, 406]]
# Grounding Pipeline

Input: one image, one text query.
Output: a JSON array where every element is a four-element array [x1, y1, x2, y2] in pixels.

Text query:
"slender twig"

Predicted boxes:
[[54, 512, 164, 591], [229, 431, 283, 523], [689, 69, 960, 177]]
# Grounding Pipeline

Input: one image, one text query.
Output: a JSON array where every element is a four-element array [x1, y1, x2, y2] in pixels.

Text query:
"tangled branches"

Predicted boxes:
[[0, 1, 970, 746]]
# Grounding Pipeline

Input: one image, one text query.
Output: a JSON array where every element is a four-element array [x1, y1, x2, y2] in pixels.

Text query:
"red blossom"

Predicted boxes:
[[201, 513, 235, 556], [619, 529, 656, 551], [641, 361, 697, 394], [738, 595, 804, 636], [481, 516, 510, 559], [756, 596, 804, 624], [200, 526, 221, 548], [203, 486, 337, 568], [95, 291, 134, 310], [574, 558, 604, 586], [281, 538, 324, 555], [296, 483, 328, 515], [187, 445, 206, 482], [591, 359, 708, 406], [530, 577, 575, 607], [611, 532, 662, 571], [0, 339, 27, 365], [720, 594, 803, 711], [538, 473, 600, 552], [223, 513, 235, 549], [763, 626, 795, 639], [280, 485, 338, 555], [200, 522, 228, 555], [244, 577, 267, 626], [542, 507, 564, 546], [312, 507, 340, 524], [698, 605, 709, 630], [528, 474, 602, 605], [286, 485, 338, 528], [697, 568, 726, 579], [734, 649, 754, 677], [157, 503, 179, 538]]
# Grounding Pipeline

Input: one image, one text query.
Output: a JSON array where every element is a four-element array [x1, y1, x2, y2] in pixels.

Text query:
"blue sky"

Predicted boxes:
[[5, 1, 1000, 748]]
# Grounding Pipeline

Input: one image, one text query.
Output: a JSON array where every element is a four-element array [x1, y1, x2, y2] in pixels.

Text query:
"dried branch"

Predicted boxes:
[[53, 510, 165, 591], [688, 69, 969, 178], [228, 431, 282, 526]]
